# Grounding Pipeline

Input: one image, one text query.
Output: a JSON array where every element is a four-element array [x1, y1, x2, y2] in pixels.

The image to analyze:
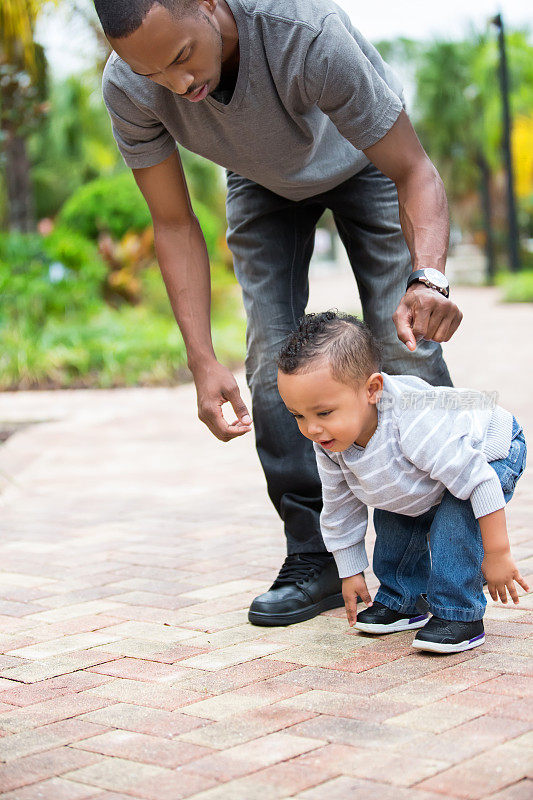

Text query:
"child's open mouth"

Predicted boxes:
[[319, 439, 335, 449]]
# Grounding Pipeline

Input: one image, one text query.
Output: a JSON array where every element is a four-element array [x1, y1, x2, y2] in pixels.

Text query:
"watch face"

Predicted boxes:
[[424, 268, 449, 290]]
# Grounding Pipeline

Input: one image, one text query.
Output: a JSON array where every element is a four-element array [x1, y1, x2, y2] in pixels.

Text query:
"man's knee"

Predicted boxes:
[[244, 329, 286, 396]]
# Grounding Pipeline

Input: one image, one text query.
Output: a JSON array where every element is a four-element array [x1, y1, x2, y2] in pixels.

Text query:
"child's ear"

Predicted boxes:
[[367, 372, 384, 403]]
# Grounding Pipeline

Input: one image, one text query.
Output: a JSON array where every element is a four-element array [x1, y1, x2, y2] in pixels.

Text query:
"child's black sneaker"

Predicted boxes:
[[355, 601, 429, 634], [412, 616, 485, 653]]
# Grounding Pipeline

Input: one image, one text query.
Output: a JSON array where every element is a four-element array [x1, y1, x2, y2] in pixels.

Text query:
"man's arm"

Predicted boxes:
[[133, 151, 251, 441], [364, 110, 463, 351]]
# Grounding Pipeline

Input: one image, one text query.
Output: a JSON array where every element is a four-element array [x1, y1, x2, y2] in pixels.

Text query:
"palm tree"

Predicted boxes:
[[1, 0, 41, 68], [413, 38, 499, 278], [414, 32, 533, 279], [1, 0, 51, 231]]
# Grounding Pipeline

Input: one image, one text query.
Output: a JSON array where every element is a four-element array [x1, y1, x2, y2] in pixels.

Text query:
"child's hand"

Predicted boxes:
[[482, 551, 530, 604], [342, 573, 372, 626]]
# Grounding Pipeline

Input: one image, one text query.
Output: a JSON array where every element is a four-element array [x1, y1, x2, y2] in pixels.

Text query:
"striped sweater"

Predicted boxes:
[[313, 372, 513, 578]]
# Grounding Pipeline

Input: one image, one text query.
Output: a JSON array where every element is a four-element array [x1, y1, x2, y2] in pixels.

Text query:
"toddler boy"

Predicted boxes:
[[277, 311, 529, 653]]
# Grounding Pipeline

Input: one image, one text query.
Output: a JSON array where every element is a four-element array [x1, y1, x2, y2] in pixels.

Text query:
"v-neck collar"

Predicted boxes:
[[206, 0, 249, 114]]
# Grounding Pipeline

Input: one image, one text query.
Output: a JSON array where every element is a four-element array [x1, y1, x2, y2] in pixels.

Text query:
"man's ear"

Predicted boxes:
[[200, 0, 218, 15]]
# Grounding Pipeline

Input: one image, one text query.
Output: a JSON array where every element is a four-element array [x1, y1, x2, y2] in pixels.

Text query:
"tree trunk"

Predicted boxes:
[[5, 132, 35, 232], [477, 153, 496, 284]]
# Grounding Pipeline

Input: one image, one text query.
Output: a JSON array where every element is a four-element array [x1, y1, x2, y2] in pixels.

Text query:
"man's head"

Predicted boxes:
[[94, 0, 226, 100], [277, 311, 384, 451], [94, 0, 199, 39]]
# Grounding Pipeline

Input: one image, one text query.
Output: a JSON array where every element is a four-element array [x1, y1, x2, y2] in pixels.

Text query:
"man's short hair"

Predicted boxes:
[[94, 0, 199, 38], [277, 310, 382, 386]]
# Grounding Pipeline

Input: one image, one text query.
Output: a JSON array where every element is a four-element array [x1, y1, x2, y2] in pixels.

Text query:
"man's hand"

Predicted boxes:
[[393, 284, 463, 352], [342, 573, 372, 627], [482, 551, 530, 605], [193, 359, 252, 442]]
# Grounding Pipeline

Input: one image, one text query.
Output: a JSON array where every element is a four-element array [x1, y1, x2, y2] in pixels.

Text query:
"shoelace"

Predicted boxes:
[[272, 554, 331, 586]]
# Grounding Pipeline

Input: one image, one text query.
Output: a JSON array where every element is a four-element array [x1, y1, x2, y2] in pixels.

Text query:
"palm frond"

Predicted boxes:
[[0, 0, 55, 72]]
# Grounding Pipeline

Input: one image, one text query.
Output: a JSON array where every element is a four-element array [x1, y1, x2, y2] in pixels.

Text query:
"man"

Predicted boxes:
[[94, 0, 463, 626]]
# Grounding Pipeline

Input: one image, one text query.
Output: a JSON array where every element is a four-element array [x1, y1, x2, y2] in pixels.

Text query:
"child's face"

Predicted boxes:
[[277, 363, 383, 451]]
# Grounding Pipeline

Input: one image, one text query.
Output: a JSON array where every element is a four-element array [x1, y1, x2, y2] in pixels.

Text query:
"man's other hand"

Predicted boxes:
[[193, 360, 252, 442], [393, 284, 463, 352]]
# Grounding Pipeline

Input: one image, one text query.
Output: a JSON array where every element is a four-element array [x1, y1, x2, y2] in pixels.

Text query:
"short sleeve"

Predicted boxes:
[[102, 62, 176, 169], [303, 13, 403, 150]]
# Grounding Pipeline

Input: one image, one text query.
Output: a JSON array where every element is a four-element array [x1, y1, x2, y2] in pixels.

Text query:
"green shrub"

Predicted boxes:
[[0, 229, 106, 324], [57, 171, 228, 262], [498, 269, 533, 303], [0, 306, 183, 389], [0, 229, 245, 390], [0, 302, 245, 390], [58, 172, 152, 240], [29, 73, 123, 219]]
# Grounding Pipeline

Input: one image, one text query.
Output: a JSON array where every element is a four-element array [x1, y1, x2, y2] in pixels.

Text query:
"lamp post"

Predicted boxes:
[[491, 13, 521, 271]]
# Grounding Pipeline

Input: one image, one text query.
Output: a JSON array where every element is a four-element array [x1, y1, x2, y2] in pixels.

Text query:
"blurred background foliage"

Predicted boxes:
[[0, 1, 532, 390], [0, 0, 240, 390], [377, 31, 533, 259]]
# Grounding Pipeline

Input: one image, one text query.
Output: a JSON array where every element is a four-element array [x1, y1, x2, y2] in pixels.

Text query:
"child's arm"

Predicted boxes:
[[314, 445, 371, 624], [314, 445, 369, 576], [479, 508, 529, 604]]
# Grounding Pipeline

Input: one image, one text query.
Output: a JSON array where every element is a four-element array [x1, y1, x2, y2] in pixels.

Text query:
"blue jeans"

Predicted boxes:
[[226, 164, 453, 554], [373, 416, 527, 622]]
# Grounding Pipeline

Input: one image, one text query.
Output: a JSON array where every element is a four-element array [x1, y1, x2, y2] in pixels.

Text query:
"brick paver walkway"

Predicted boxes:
[[0, 286, 531, 799]]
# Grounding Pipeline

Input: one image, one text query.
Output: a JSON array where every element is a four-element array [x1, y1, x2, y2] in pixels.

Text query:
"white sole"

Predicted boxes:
[[355, 615, 429, 635], [412, 634, 485, 653]]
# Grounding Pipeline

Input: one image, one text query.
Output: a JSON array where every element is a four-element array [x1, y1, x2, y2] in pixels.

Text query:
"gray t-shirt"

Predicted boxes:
[[102, 0, 404, 201]]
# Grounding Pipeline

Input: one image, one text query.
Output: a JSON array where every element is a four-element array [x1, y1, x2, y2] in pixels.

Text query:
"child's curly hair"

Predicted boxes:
[[277, 310, 382, 386]]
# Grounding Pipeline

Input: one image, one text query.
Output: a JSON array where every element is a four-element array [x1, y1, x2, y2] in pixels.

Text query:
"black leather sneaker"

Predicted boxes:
[[248, 553, 343, 626], [355, 601, 429, 634], [412, 616, 485, 653]]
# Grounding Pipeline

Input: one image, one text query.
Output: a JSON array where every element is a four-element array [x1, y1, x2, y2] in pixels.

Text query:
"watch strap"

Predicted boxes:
[[406, 269, 449, 298]]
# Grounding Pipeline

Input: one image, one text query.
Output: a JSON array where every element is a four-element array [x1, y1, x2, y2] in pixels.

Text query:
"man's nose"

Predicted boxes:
[[168, 70, 195, 95]]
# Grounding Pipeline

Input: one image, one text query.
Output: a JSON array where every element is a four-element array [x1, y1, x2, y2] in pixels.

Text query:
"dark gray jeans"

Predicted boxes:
[[225, 163, 453, 554]]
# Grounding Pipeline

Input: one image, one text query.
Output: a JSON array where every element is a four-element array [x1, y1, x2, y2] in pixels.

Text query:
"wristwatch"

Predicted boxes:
[[406, 268, 450, 298]]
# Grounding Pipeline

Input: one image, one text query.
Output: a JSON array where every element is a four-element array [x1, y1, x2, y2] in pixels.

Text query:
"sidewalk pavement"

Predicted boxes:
[[0, 284, 531, 800]]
